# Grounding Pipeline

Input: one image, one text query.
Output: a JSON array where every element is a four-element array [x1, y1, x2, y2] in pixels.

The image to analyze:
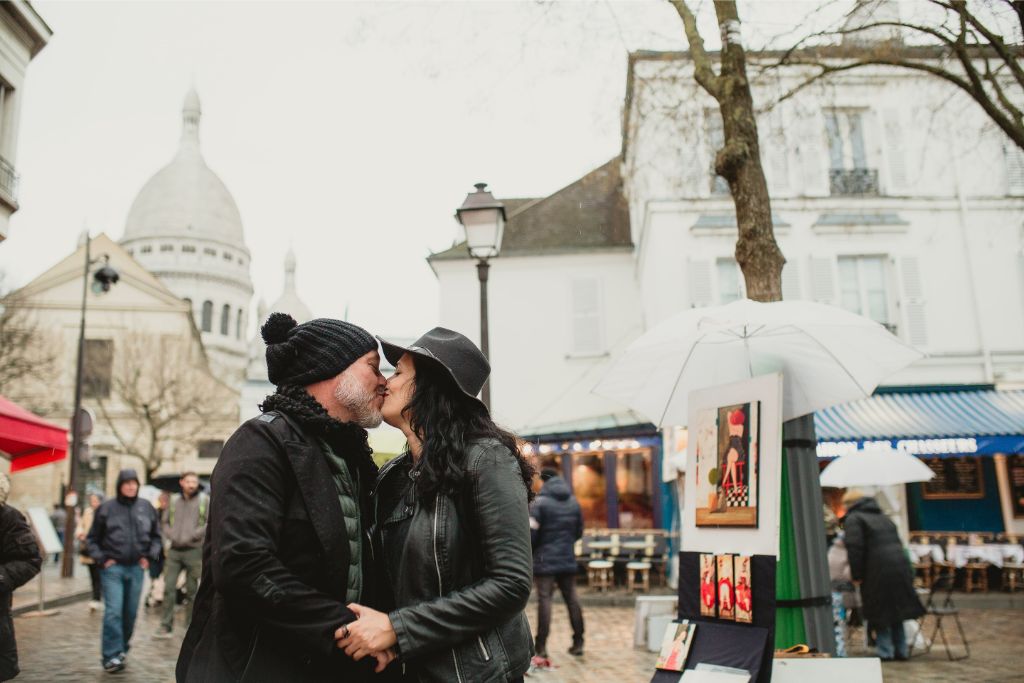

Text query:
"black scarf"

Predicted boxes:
[[260, 385, 376, 482]]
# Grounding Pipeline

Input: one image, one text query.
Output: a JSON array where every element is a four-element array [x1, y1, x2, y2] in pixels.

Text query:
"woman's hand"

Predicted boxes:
[[335, 603, 398, 662], [370, 647, 397, 673]]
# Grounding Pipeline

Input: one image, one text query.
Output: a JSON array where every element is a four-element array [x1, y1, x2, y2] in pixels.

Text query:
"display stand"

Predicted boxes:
[[650, 552, 776, 683]]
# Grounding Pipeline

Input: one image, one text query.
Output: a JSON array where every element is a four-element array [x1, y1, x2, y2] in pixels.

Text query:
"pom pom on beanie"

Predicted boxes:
[[261, 312, 297, 345]]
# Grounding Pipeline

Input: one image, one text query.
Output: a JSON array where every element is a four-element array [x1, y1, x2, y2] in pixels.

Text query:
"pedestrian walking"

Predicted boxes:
[[176, 313, 388, 682], [154, 472, 206, 638], [338, 328, 535, 682], [75, 492, 104, 612], [529, 466, 585, 670], [48, 504, 66, 566], [0, 473, 43, 681], [86, 469, 162, 674], [842, 489, 924, 661]]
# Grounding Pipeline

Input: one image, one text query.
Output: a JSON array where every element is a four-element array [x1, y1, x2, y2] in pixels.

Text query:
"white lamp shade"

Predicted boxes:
[[463, 208, 505, 259]]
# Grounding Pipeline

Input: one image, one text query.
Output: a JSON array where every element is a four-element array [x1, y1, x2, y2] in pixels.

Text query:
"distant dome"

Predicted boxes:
[[123, 88, 245, 245], [269, 248, 313, 323]]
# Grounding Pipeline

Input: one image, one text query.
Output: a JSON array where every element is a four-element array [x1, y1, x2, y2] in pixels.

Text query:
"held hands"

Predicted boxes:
[[335, 603, 398, 673]]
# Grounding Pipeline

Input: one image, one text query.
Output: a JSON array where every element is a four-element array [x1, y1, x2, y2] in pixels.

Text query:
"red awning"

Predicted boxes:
[[0, 395, 68, 472]]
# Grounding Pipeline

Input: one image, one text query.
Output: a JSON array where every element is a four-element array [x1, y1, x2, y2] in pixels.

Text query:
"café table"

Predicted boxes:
[[947, 543, 1024, 569], [621, 539, 656, 560]]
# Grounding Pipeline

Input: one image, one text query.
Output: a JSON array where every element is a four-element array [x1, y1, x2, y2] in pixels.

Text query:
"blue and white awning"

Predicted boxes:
[[815, 389, 1024, 457]]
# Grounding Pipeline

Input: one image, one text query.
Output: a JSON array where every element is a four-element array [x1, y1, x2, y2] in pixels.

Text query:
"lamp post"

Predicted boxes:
[[455, 183, 505, 411], [61, 234, 119, 578]]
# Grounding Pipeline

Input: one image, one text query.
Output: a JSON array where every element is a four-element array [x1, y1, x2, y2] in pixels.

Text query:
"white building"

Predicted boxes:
[[432, 45, 1024, 533], [120, 89, 253, 386], [0, 1, 51, 244]]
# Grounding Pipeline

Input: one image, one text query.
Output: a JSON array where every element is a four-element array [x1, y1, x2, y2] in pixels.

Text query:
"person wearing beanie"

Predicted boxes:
[[86, 468, 162, 673], [0, 473, 42, 681], [178, 312, 389, 683]]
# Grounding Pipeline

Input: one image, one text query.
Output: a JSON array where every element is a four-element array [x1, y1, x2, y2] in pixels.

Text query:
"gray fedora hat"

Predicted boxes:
[[377, 327, 490, 407]]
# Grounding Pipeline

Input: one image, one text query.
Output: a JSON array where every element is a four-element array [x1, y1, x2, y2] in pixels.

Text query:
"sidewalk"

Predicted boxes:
[[13, 562, 93, 615]]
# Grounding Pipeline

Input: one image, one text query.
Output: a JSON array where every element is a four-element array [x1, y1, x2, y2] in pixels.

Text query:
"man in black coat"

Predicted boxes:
[[86, 468, 162, 673], [0, 473, 42, 681], [177, 313, 388, 683], [529, 467, 585, 663], [842, 490, 924, 661]]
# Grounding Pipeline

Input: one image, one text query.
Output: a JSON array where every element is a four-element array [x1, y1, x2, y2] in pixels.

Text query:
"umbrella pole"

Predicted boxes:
[[777, 415, 836, 654]]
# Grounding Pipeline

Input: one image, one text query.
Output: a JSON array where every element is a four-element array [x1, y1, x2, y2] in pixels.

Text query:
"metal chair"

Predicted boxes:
[[910, 572, 969, 661]]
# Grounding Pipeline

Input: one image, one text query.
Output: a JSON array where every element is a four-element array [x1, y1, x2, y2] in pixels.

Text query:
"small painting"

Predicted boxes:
[[716, 554, 735, 621], [655, 620, 697, 672], [733, 555, 753, 623], [694, 402, 760, 527], [699, 553, 717, 618]]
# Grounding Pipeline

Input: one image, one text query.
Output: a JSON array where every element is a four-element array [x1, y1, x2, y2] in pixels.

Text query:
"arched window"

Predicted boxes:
[[201, 301, 213, 332], [221, 304, 231, 335], [236, 309, 244, 339]]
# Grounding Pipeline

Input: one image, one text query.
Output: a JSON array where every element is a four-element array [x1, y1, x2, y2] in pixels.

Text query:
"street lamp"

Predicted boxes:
[[455, 182, 505, 410], [61, 234, 119, 578]]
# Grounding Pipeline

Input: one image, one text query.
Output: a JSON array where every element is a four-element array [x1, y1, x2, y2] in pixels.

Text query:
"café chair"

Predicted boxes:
[[913, 559, 934, 589], [909, 573, 969, 661], [587, 560, 614, 592], [1002, 562, 1024, 592], [963, 561, 990, 592], [626, 561, 652, 592]]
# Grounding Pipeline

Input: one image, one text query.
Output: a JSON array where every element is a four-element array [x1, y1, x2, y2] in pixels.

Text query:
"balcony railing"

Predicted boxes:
[[829, 168, 879, 196], [0, 156, 18, 203]]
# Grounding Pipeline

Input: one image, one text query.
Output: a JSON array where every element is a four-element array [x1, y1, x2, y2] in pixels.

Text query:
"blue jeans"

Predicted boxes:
[[100, 564, 144, 663], [875, 621, 908, 660]]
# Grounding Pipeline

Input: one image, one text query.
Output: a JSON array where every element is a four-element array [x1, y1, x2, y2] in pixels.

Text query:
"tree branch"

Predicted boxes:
[[668, 0, 721, 98]]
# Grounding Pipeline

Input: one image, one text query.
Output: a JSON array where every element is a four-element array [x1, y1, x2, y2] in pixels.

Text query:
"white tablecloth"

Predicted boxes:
[[947, 544, 1024, 568], [908, 543, 944, 563]]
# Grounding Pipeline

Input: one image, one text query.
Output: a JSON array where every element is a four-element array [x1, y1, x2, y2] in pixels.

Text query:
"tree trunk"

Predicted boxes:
[[712, 0, 784, 303]]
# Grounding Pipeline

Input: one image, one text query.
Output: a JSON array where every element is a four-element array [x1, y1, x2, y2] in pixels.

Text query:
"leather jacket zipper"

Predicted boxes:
[[477, 636, 491, 661], [434, 494, 464, 683]]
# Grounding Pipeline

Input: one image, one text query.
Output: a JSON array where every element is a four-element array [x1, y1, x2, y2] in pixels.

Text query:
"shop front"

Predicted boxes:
[[814, 387, 1024, 538], [520, 423, 667, 530]]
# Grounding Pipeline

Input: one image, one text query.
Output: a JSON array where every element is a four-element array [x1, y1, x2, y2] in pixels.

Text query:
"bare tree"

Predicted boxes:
[[0, 277, 60, 395], [668, 0, 784, 302], [767, 0, 1024, 150], [94, 333, 236, 481]]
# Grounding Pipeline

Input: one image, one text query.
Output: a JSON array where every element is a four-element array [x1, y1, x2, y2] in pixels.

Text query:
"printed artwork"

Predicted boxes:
[[716, 554, 735, 621], [694, 402, 761, 527], [699, 553, 717, 618], [655, 620, 697, 672], [733, 555, 753, 623]]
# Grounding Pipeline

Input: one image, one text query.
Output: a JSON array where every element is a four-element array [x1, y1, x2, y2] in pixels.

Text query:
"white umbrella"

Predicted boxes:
[[593, 299, 922, 425], [819, 448, 936, 487]]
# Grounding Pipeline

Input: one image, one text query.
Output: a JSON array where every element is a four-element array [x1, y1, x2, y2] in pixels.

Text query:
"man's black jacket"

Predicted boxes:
[[86, 470, 162, 566], [176, 410, 379, 683]]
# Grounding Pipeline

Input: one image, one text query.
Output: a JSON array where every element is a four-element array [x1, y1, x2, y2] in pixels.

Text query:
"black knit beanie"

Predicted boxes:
[[261, 312, 376, 387]]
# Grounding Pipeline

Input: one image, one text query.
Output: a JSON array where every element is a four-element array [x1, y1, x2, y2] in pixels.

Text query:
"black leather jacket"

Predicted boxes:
[[373, 440, 533, 683]]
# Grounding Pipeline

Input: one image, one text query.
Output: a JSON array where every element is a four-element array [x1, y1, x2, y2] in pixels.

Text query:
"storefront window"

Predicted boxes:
[[616, 449, 654, 528], [572, 453, 607, 528]]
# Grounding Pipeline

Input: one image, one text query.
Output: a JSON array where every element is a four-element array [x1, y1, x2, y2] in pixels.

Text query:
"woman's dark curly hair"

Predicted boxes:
[[403, 355, 535, 502]]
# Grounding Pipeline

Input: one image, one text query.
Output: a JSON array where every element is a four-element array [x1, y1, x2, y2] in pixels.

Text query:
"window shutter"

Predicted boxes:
[[810, 257, 836, 304], [882, 108, 908, 193], [689, 260, 713, 308], [782, 260, 802, 300], [898, 256, 928, 347], [797, 109, 828, 196], [1005, 141, 1024, 195], [571, 278, 603, 355]]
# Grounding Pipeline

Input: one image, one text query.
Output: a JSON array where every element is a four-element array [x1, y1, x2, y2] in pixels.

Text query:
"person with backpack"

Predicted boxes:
[[155, 472, 207, 638]]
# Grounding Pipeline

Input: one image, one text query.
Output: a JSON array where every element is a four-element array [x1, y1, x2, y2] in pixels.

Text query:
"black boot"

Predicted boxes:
[[568, 640, 584, 657]]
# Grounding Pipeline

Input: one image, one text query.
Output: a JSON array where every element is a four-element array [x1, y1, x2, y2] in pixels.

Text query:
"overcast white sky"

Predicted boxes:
[[0, 1, 843, 338]]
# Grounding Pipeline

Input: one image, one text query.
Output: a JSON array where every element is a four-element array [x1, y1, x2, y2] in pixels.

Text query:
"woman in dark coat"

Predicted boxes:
[[842, 489, 924, 661], [0, 474, 43, 681], [337, 328, 535, 683]]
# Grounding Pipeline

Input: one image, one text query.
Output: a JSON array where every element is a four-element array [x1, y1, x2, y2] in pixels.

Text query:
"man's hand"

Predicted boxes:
[[335, 603, 397, 661], [103, 559, 116, 569], [139, 558, 150, 570], [370, 648, 397, 673]]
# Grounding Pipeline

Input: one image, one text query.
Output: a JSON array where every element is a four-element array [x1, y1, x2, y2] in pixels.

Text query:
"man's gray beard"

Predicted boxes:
[[334, 372, 383, 429]]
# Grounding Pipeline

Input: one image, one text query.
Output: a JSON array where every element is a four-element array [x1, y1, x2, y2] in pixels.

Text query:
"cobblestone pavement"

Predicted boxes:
[[12, 596, 1023, 682]]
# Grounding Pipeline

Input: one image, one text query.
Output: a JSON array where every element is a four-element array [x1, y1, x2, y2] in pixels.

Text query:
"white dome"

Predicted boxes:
[[269, 248, 313, 323], [123, 89, 245, 246]]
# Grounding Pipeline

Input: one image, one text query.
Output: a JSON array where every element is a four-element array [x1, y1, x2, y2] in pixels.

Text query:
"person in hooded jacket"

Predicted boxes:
[[0, 473, 42, 681], [842, 489, 924, 661], [86, 469, 162, 673], [529, 467, 585, 665]]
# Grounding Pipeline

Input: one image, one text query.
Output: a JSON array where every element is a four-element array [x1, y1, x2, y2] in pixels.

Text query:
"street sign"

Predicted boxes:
[[27, 507, 62, 554]]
